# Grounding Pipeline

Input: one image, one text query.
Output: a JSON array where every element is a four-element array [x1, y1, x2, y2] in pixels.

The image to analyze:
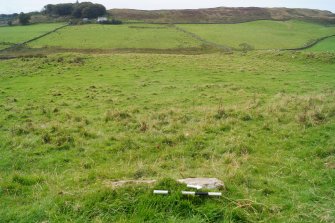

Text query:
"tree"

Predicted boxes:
[[42, 2, 106, 19], [53, 4, 74, 16], [43, 4, 55, 15], [81, 4, 106, 19], [7, 20, 13, 26], [18, 12, 31, 25], [72, 2, 93, 18]]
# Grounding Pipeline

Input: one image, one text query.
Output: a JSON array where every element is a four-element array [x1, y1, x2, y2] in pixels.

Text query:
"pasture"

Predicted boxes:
[[308, 36, 335, 52], [29, 24, 202, 49], [1, 21, 333, 51], [178, 20, 335, 50], [0, 23, 64, 49], [0, 15, 335, 222], [0, 51, 334, 222]]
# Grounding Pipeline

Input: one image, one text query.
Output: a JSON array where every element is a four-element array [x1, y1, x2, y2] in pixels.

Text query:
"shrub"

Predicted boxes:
[[239, 43, 254, 52], [100, 19, 123, 25]]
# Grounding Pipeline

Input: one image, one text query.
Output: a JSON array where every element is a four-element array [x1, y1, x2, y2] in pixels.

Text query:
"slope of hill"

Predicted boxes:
[[28, 24, 201, 49], [24, 21, 335, 51], [109, 7, 335, 24], [178, 20, 335, 50]]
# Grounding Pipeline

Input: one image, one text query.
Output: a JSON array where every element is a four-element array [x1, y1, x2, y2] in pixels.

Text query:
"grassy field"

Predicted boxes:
[[0, 23, 64, 48], [307, 36, 335, 52], [1, 21, 331, 51], [0, 44, 10, 50], [0, 51, 334, 222], [178, 20, 335, 50], [29, 24, 202, 49]]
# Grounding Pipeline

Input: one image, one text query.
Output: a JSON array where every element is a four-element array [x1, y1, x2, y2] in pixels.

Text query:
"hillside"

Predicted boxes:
[[9, 20, 333, 51], [177, 20, 335, 50], [109, 7, 335, 24], [28, 24, 200, 49], [1, 20, 334, 54]]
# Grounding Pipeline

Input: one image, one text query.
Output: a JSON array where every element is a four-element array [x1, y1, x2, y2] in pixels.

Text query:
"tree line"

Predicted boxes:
[[1, 12, 31, 26], [3, 2, 111, 26], [43, 2, 106, 19]]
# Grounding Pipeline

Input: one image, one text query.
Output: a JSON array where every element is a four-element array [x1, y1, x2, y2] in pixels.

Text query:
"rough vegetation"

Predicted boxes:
[[109, 7, 335, 24], [0, 7, 335, 222], [0, 51, 334, 222]]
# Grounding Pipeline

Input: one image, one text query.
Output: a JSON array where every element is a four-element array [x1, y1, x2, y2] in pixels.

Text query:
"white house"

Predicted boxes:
[[97, 17, 108, 23]]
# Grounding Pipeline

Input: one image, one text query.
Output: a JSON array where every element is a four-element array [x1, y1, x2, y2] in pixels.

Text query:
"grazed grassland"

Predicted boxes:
[[4, 21, 335, 52], [29, 24, 202, 49], [308, 36, 335, 52], [0, 23, 64, 48], [0, 51, 334, 222], [178, 20, 335, 49]]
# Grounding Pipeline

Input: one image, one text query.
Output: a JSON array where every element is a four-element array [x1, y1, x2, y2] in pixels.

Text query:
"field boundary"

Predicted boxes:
[[284, 34, 335, 51], [128, 18, 291, 25], [171, 24, 232, 51], [0, 24, 69, 53]]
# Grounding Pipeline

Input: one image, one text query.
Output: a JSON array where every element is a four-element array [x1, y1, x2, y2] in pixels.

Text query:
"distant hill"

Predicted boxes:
[[109, 7, 335, 24]]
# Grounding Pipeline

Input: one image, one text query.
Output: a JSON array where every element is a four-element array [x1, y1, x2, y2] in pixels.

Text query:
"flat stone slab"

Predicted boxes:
[[106, 180, 157, 188], [178, 178, 224, 189], [105, 178, 224, 189]]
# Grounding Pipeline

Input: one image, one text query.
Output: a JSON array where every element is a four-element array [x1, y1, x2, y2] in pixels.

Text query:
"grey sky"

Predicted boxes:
[[1, 0, 334, 14]]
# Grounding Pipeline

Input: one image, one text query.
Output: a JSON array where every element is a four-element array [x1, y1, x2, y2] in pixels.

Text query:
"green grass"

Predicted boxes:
[[178, 20, 335, 49], [0, 44, 9, 50], [7, 21, 335, 51], [29, 24, 202, 49], [0, 23, 65, 46], [307, 36, 335, 52], [0, 51, 334, 222]]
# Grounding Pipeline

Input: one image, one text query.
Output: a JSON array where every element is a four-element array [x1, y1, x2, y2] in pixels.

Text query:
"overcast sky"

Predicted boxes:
[[1, 0, 334, 14]]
